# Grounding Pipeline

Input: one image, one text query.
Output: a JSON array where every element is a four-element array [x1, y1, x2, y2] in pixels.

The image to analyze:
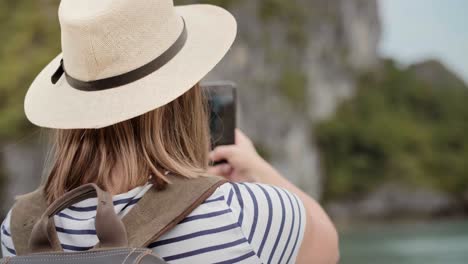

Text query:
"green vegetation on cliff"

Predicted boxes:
[[278, 68, 308, 108], [2, 1, 466, 205], [0, 0, 61, 140], [259, 0, 308, 47], [316, 60, 468, 200]]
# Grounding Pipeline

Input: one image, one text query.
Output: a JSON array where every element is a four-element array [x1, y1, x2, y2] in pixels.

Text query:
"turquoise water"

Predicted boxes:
[[340, 220, 468, 264]]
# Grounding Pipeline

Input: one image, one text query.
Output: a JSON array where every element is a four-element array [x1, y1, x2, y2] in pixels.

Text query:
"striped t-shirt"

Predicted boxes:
[[1, 182, 306, 263]]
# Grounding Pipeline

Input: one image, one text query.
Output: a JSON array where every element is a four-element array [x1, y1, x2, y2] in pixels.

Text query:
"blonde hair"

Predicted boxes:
[[44, 83, 210, 204]]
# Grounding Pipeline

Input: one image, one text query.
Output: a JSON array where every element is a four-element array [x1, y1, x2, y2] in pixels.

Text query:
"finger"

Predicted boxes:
[[210, 145, 237, 162], [207, 163, 233, 177]]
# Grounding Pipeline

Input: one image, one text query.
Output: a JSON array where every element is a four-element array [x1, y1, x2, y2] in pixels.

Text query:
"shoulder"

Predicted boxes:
[[216, 182, 306, 219], [149, 182, 306, 263], [1, 188, 47, 257], [215, 182, 307, 263]]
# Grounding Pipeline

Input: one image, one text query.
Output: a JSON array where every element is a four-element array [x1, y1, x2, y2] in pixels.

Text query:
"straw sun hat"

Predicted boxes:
[[24, 0, 237, 129]]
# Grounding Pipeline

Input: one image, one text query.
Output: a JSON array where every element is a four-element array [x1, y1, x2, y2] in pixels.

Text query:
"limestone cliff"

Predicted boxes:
[[1, 0, 382, 215], [199, 0, 381, 197]]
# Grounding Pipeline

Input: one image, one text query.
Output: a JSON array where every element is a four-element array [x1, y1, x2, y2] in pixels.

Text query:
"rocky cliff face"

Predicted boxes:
[[201, 0, 381, 197], [1, 0, 382, 212]]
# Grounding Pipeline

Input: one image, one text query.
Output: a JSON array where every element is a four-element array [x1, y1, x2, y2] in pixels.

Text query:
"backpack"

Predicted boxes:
[[1, 175, 226, 264]]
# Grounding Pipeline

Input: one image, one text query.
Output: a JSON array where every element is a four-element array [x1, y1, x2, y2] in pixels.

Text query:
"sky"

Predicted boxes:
[[378, 0, 468, 84]]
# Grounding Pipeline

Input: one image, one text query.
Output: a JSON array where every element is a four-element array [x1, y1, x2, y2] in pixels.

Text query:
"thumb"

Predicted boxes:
[[207, 163, 233, 177], [210, 145, 238, 163]]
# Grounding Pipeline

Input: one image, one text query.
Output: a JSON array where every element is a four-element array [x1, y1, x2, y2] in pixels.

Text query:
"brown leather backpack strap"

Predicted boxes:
[[30, 183, 128, 254], [9, 187, 48, 255], [10, 176, 227, 253], [122, 175, 227, 248]]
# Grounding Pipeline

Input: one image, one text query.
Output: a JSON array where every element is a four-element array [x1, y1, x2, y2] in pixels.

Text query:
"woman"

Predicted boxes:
[[1, 0, 338, 263]]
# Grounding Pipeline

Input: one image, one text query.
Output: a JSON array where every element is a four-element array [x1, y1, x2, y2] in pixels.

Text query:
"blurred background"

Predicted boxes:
[[0, 0, 467, 263]]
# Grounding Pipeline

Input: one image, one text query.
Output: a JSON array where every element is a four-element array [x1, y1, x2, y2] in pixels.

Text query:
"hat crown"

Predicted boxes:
[[59, 0, 183, 82]]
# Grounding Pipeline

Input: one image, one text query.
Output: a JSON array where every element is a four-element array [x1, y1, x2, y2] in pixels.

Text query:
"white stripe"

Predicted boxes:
[[237, 184, 256, 239], [290, 193, 307, 262], [57, 233, 98, 251], [261, 184, 282, 261], [270, 187, 293, 263]]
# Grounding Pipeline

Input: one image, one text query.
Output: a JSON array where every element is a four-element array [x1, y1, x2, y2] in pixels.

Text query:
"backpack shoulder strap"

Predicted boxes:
[[9, 187, 48, 255], [123, 175, 227, 248], [9, 176, 227, 253]]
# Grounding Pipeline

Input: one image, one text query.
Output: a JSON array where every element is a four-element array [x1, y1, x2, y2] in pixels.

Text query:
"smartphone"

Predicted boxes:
[[203, 81, 237, 165]]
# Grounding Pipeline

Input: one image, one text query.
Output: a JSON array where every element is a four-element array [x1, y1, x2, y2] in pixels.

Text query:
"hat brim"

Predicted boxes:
[[24, 4, 237, 129]]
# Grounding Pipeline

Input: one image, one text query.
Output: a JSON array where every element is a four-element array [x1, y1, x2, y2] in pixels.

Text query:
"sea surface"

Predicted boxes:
[[339, 220, 468, 264]]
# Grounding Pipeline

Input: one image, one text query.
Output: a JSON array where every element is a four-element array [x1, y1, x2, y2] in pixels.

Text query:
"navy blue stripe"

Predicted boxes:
[[119, 197, 141, 212], [268, 187, 287, 264], [2, 241, 16, 255], [203, 196, 224, 204], [61, 243, 93, 251], [240, 183, 258, 243], [67, 205, 96, 212], [114, 197, 140, 205], [2, 225, 11, 237], [286, 194, 303, 263], [226, 189, 234, 206], [180, 209, 232, 224], [56, 227, 96, 235], [67, 197, 141, 212], [231, 184, 244, 226], [163, 238, 248, 262], [256, 184, 273, 257], [278, 189, 297, 263], [57, 212, 95, 221], [214, 251, 257, 264], [68, 204, 111, 212], [149, 223, 238, 248]]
